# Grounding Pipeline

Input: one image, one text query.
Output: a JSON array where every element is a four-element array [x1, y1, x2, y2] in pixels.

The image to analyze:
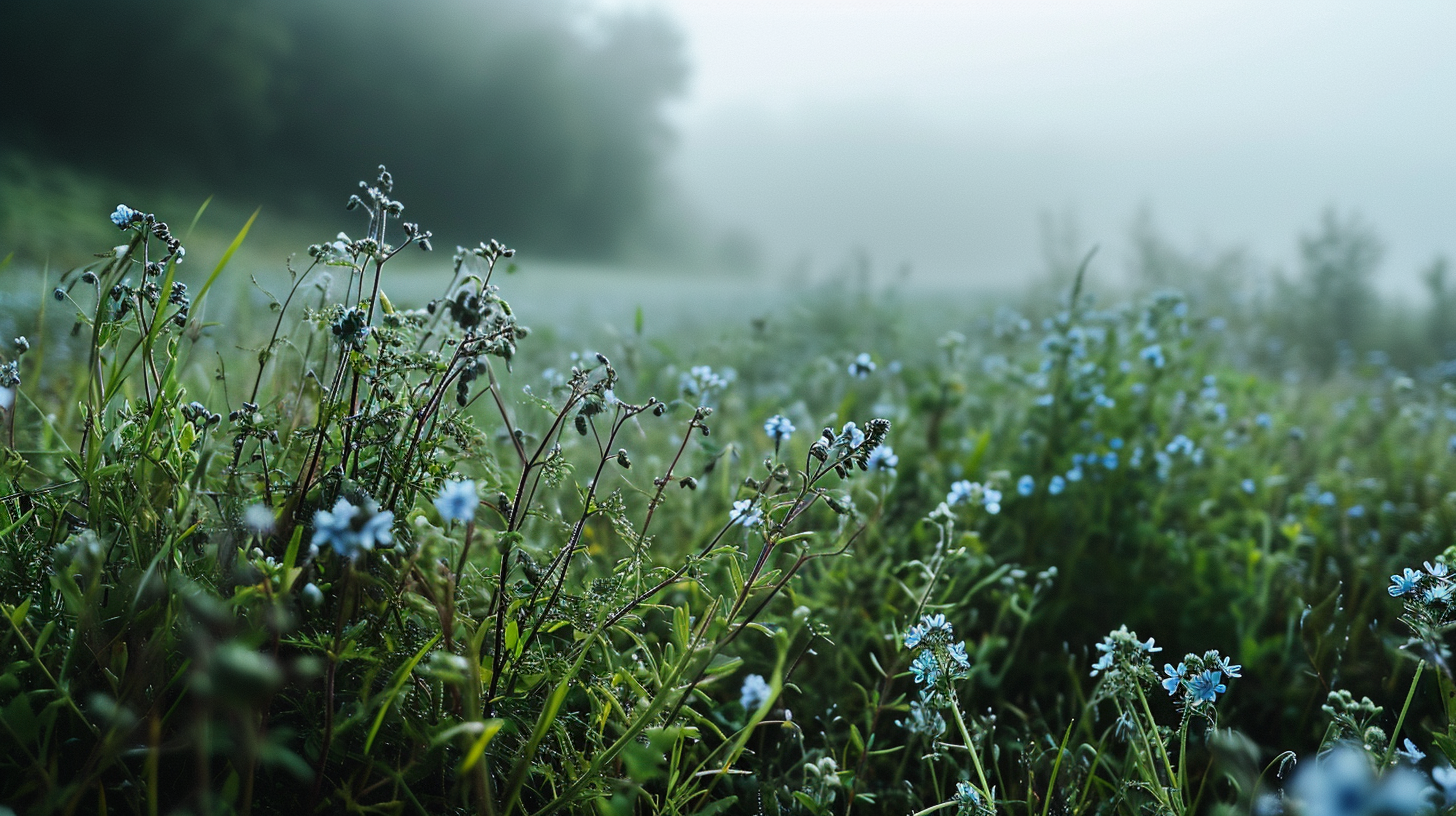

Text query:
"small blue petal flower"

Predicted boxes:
[[982, 487, 1002, 515], [953, 780, 981, 808], [1102, 452, 1118, 470], [1389, 568, 1421, 597], [764, 414, 796, 442], [110, 204, 137, 229], [911, 651, 940, 686], [1188, 670, 1226, 704], [1049, 475, 1066, 495], [947, 480, 975, 506], [1162, 662, 1185, 695], [1017, 475, 1034, 496], [740, 673, 771, 710], [433, 479, 479, 523], [920, 613, 954, 640], [1426, 561, 1449, 578], [947, 641, 970, 676], [1424, 583, 1456, 605], [848, 352, 876, 378], [1065, 467, 1083, 483], [1242, 478, 1256, 495], [730, 499, 762, 528], [903, 624, 926, 649]]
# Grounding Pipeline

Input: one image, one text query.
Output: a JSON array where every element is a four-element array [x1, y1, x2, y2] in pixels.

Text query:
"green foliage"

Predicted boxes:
[[5, 171, 1456, 816]]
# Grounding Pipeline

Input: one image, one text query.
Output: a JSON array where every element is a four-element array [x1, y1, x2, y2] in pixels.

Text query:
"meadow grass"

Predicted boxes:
[[2, 169, 1456, 816]]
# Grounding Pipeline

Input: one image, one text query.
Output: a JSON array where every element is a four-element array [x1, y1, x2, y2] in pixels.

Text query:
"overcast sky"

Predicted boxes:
[[594, 0, 1456, 293]]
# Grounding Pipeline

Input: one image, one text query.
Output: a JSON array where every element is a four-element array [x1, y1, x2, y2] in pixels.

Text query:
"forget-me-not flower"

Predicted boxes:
[[1162, 662, 1185, 695], [1017, 475, 1034, 496], [110, 204, 138, 229], [730, 499, 762, 528], [947, 480, 975, 506], [740, 673, 771, 710], [764, 414, 795, 443], [1049, 475, 1066, 495], [1389, 568, 1420, 597], [982, 487, 1002, 514], [848, 352, 876, 378], [313, 497, 393, 559], [1188, 670, 1226, 704], [433, 479, 479, 523]]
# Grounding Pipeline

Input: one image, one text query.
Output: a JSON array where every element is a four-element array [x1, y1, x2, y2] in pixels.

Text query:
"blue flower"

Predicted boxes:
[[982, 487, 1002, 515], [919, 613, 954, 641], [1216, 655, 1242, 678], [947, 641, 970, 677], [110, 204, 137, 229], [1426, 561, 1449, 578], [313, 497, 393, 559], [1109, 437, 1124, 450], [1162, 662, 1185, 695], [1187, 670, 1226, 704], [730, 499, 762, 528], [1317, 491, 1336, 507], [1398, 738, 1426, 764], [947, 480, 975, 506], [1242, 479, 1256, 495], [1102, 452, 1119, 470], [867, 445, 898, 475], [1093, 393, 1116, 409], [1065, 467, 1083, 483], [764, 414, 795, 442], [910, 651, 940, 685], [1017, 475, 1034, 496], [1140, 344, 1165, 368], [740, 673, 771, 710], [837, 422, 866, 449], [903, 624, 926, 649], [1256, 413, 1272, 429], [1424, 583, 1456, 605], [1049, 475, 1066, 495], [848, 352, 876, 378], [1389, 568, 1420, 596], [1347, 504, 1365, 519], [433, 479, 478, 523], [953, 780, 981, 809]]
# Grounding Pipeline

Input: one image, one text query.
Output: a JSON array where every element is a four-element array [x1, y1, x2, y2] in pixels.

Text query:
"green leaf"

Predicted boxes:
[[195, 207, 259, 306]]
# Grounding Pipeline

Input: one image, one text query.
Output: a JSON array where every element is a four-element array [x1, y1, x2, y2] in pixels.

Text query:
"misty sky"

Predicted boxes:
[[596, 0, 1456, 293]]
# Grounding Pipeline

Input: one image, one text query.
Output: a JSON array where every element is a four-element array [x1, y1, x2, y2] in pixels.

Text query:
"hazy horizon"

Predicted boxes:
[[606, 0, 1456, 295]]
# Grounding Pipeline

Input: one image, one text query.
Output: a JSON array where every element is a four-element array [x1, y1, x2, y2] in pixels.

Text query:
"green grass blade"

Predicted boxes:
[[194, 207, 259, 306]]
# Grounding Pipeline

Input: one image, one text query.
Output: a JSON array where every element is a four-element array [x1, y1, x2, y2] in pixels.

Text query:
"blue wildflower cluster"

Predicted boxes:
[[679, 364, 733, 405], [904, 613, 971, 691], [1159, 649, 1239, 712], [945, 480, 1001, 514], [848, 352, 876, 378], [1089, 625, 1161, 694], [1389, 559, 1456, 650]]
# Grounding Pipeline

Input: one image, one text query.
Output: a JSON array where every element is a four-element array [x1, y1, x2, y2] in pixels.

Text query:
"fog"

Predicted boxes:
[[633, 0, 1456, 293]]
